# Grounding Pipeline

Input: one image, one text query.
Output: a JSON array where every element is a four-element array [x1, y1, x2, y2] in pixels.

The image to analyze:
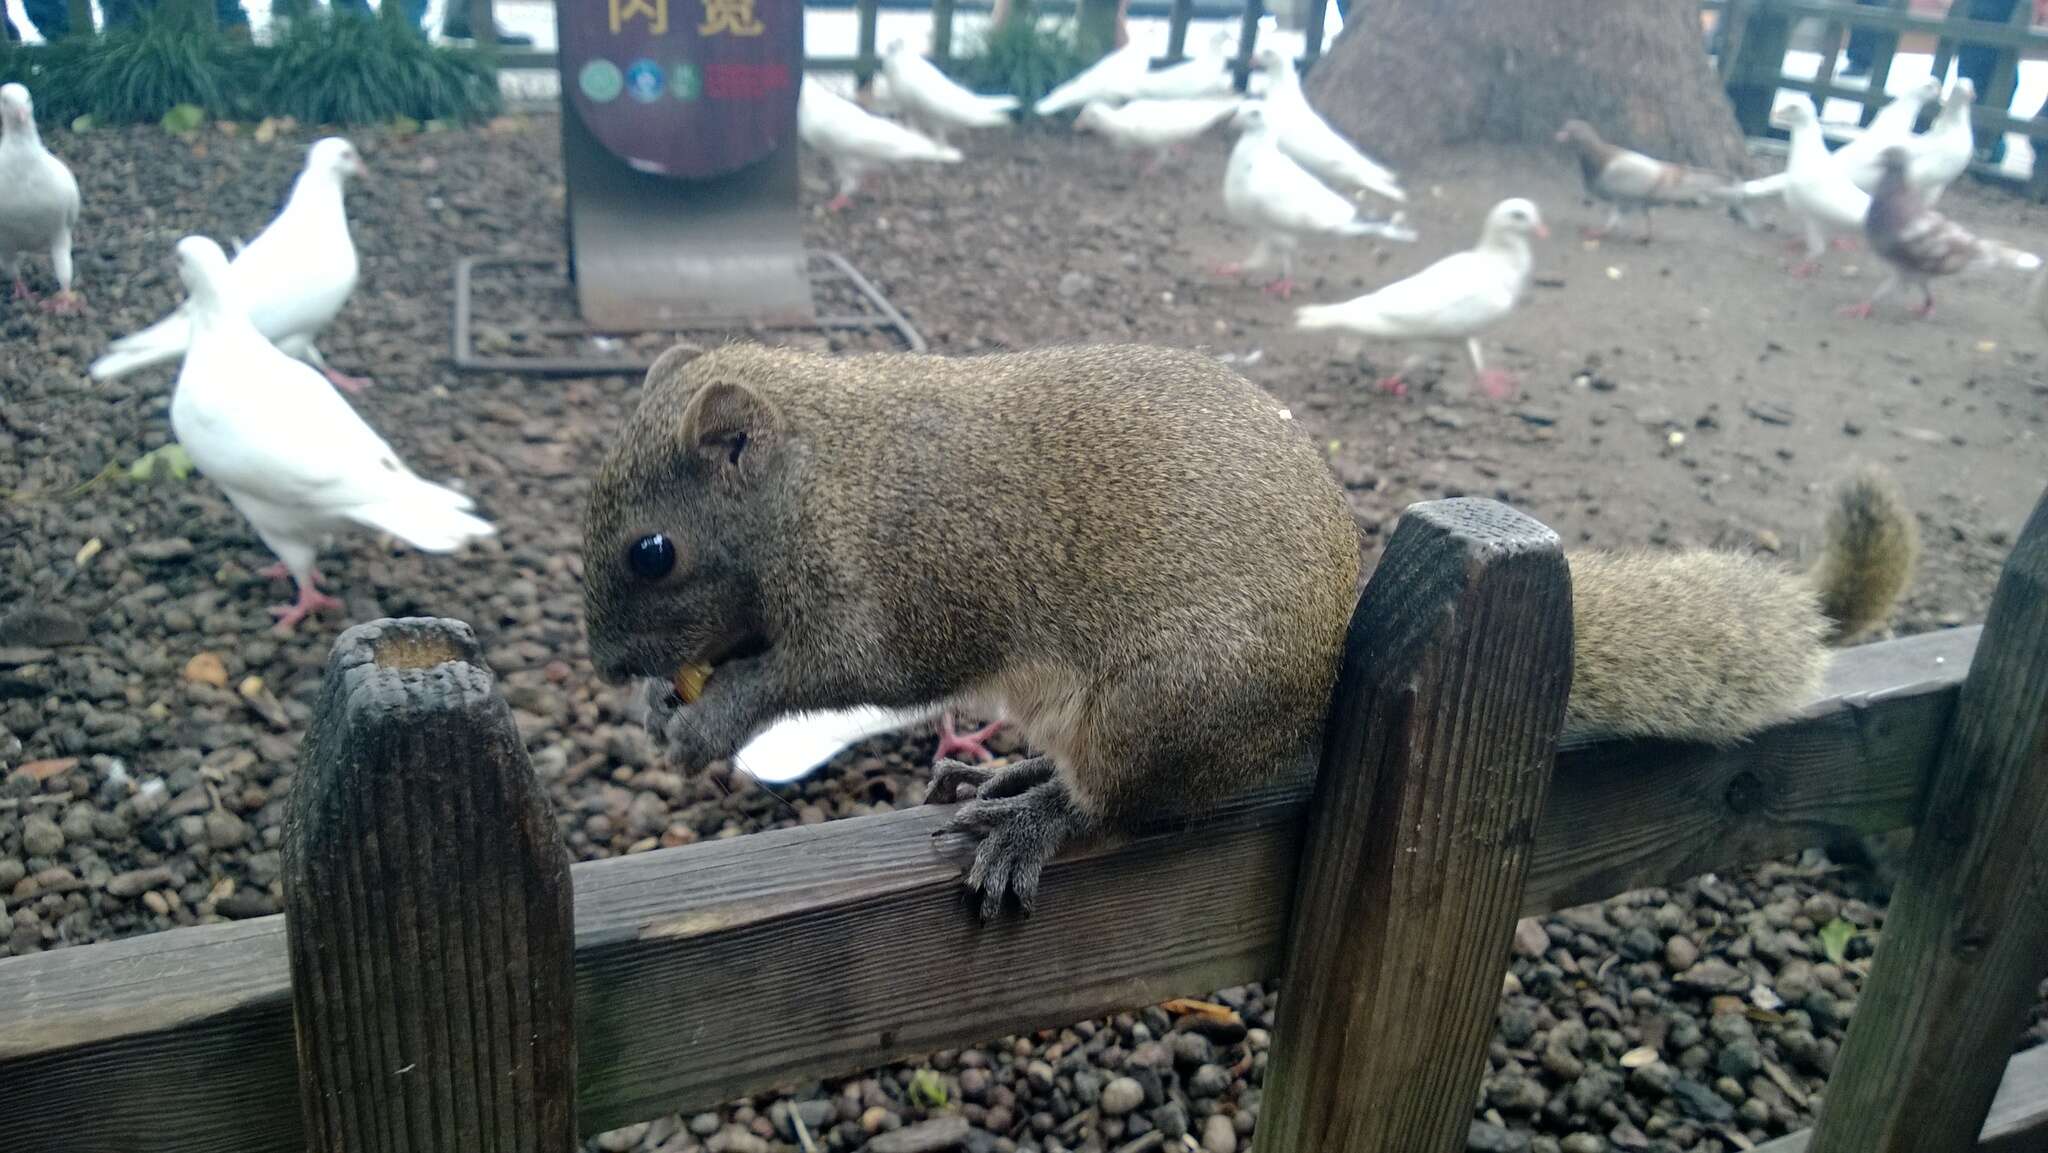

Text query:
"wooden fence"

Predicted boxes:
[[1712, 0, 2048, 194], [4, 487, 2048, 1153]]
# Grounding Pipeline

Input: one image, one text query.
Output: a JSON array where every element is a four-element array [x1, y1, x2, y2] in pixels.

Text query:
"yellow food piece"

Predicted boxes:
[[673, 663, 713, 704]]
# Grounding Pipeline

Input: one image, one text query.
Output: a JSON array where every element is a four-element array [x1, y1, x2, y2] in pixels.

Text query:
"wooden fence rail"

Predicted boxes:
[[6, 480, 2048, 1152]]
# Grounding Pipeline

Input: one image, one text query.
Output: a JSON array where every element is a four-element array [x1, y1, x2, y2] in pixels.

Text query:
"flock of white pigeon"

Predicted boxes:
[[0, 37, 2042, 781]]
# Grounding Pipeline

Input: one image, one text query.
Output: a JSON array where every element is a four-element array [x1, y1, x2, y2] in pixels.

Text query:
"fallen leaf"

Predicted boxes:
[[20, 757, 79, 782], [1819, 918, 1856, 966], [1160, 998, 1237, 1021]]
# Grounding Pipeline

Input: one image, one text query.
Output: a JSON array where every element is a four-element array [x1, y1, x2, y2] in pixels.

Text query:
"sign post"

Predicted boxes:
[[557, 0, 814, 329]]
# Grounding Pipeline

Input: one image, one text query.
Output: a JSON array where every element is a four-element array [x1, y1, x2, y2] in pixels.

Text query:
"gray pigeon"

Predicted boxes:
[[0, 83, 83, 314], [1851, 145, 2042, 319], [1554, 119, 1747, 241]]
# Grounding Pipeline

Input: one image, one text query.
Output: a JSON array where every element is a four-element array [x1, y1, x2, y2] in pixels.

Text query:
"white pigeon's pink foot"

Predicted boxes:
[[1579, 225, 1610, 241], [270, 586, 345, 634], [826, 193, 854, 213], [260, 562, 325, 583], [320, 367, 371, 394], [1910, 298, 1936, 319], [1263, 277, 1298, 300], [1839, 301, 1875, 319], [12, 278, 35, 302], [39, 291, 84, 316], [1375, 374, 1409, 398], [1830, 236, 1860, 252], [1210, 262, 1244, 280], [1788, 260, 1820, 279], [1476, 369, 1518, 400], [935, 713, 1004, 765]]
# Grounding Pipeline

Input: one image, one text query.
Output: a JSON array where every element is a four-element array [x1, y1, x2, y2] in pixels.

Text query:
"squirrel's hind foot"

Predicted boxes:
[[931, 757, 1087, 919]]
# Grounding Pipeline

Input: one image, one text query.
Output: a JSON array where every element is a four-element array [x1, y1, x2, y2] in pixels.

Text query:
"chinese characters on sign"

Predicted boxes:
[[698, 0, 764, 36], [609, 0, 667, 35], [610, 0, 764, 38]]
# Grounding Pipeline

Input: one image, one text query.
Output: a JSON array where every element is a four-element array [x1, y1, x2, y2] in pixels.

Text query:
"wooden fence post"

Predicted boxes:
[[1806, 490, 2048, 1153], [1231, 0, 1265, 91], [284, 618, 576, 1153], [1258, 499, 1575, 1153]]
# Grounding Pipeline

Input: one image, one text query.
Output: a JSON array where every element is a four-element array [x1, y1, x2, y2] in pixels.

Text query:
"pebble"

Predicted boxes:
[[1663, 934, 1699, 971], [1100, 1077, 1145, 1116], [1201, 1113, 1237, 1153], [20, 815, 63, 857], [866, 1116, 971, 1153], [106, 866, 175, 898]]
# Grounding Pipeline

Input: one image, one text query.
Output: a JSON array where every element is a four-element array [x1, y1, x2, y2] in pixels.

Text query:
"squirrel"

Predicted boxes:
[[583, 343, 1919, 919]]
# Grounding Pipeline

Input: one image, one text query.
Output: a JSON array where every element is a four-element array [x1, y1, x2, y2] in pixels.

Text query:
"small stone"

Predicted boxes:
[[1677, 957, 1750, 995], [1561, 1136, 1605, 1153], [1025, 1059, 1055, 1090], [106, 866, 176, 898], [596, 1122, 650, 1151], [21, 815, 63, 857], [1100, 1076, 1145, 1116], [688, 1112, 721, 1137], [1057, 271, 1092, 298], [1467, 1121, 1529, 1152], [958, 1067, 991, 1102], [1201, 1114, 1238, 1153], [130, 537, 196, 562], [143, 890, 171, 915], [1629, 1061, 1677, 1096], [204, 809, 250, 850], [1664, 934, 1699, 971], [1514, 917, 1549, 958], [866, 1116, 971, 1153], [1151, 1102, 1189, 1140], [1671, 1077, 1737, 1122], [1187, 1063, 1231, 1098], [705, 1126, 769, 1153], [182, 652, 230, 688]]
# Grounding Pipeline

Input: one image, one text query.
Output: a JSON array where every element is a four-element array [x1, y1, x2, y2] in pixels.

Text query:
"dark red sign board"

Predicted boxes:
[[558, 0, 801, 181]]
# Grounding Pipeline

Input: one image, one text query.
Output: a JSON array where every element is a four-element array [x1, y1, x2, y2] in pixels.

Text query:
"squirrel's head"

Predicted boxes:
[[583, 342, 790, 687]]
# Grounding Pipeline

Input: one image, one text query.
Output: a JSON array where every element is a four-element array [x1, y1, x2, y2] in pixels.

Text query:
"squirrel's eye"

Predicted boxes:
[[628, 534, 676, 580]]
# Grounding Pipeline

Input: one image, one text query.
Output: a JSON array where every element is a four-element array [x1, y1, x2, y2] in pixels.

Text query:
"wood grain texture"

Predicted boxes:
[[1809, 491, 2048, 1153], [1755, 1044, 2048, 1153], [1259, 499, 1575, 1153], [286, 619, 576, 1153], [0, 629, 1979, 1153]]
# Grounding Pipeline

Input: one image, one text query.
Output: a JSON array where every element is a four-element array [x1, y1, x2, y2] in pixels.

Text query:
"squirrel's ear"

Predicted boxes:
[[679, 380, 780, 485], [644, 341, 706, 389]]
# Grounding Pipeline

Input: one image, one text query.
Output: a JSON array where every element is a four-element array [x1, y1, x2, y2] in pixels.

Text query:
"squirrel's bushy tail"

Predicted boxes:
[[1808, 464, 1920, 643], [1564, 467, 1917, 745]]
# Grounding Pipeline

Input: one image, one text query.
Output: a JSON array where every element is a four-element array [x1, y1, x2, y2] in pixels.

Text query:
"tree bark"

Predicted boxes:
[[1307, 0, 1748, 171]]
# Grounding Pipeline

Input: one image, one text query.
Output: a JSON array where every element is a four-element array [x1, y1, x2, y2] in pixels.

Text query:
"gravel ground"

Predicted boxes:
[[2, 113, 2046, 1153]]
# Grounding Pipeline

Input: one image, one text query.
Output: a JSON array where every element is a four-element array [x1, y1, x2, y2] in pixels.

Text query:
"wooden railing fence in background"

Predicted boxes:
[[4, 484, 2047, 1153]]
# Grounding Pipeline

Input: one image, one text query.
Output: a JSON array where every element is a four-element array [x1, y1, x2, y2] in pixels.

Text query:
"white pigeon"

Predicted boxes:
[[93, 137, 367, 389], [1774, 98, 1872, 277], [1219, 102, 1416, 299], [1130, 29, 1236, 101], [797, 77, 962, 212], [1910, 79, 1975, 205], [166, 236, 493, 634], [1034, 41, 1152, 116], [1295, 198, 1547, 400], [1074, 97, 1240, 170], [880, 40, 1018, 144], [1249, 45, 1404, 204], [1736, 76, 1941, 202], [0, 84, 83, 314]]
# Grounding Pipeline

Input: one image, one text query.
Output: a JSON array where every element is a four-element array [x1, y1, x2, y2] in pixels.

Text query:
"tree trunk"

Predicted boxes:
[[1308, 0, 1748, 172]]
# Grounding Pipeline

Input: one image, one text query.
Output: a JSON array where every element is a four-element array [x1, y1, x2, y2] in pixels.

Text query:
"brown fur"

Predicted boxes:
[[1567, 469, 1917, 743], [1810, 464, 1920, 642], [587, 343, 1917, 827], [584, 343, 1362, 825]]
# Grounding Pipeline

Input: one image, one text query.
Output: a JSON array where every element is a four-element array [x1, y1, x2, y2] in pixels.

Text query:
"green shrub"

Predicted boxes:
[[943, 5, 1089, 113], [0, 5, 497, 128], [256, 6, 499, 125]]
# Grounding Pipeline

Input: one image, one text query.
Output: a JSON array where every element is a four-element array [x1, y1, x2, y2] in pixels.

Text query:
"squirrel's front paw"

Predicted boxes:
[[935, 759, 1086, 920], [636, 678, 723, 769]]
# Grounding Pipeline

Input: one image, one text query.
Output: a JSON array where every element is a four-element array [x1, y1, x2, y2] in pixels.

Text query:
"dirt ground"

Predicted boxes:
[[2, 113, 2045, 1152]]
